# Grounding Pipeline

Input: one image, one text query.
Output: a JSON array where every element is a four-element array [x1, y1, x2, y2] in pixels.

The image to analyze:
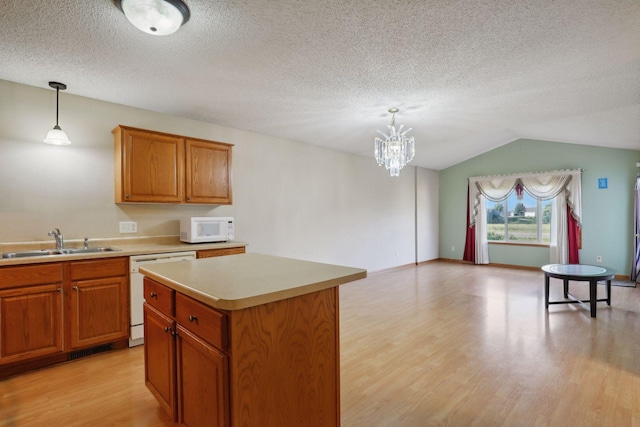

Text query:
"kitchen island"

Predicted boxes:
[[140, 253, 366, 427]]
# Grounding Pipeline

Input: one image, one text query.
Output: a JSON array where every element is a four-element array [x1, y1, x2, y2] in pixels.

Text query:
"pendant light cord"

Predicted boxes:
[[55, 86, 59, 127]]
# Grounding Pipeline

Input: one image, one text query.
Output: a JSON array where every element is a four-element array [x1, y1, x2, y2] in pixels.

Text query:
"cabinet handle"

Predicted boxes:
[[149, 292, 158, 299], [73, 286, 78, 291], [57, 288, 62, 292], [164, 326, 171, 333], [125, 194, 130, 199], [189, 315, 197, 322], [172, 330, 179, 337], [186, 196, 191, 201]]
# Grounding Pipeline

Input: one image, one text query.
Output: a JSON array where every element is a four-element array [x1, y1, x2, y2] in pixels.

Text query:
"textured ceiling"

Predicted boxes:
[[0, 0, 638, 170]]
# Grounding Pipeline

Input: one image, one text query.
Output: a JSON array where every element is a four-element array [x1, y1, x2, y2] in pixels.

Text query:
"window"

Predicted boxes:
[[466, 169, 582, 265], [486, 192, 551, 244]]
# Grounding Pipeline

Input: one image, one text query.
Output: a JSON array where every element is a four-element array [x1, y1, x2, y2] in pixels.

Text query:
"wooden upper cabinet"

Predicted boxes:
[[114, 126, 232, 205], [185, 139, 232, 204], [114, 126, 185, 203]]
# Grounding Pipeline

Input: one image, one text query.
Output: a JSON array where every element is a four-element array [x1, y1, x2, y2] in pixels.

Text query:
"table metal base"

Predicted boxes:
[[545, 277, 610, 317], [542, 264, 615, 318]]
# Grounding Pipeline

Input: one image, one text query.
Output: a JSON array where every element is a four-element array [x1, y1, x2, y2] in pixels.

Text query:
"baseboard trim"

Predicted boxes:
[[437, 257, 631, 280]]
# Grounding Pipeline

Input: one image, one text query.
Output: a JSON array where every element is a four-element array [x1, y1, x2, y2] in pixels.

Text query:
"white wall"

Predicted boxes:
[[416, 167, 439, 262], [0, 79, 439, 271]]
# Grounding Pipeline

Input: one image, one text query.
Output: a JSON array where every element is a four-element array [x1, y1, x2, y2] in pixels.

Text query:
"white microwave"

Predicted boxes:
[[180, 217, 234, 243]]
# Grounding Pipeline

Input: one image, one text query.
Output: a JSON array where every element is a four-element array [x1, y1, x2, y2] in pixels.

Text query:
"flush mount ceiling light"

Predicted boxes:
[[44, 82, 72, 146], [374, 108, 415, 177], [115, 0, 190, 36]]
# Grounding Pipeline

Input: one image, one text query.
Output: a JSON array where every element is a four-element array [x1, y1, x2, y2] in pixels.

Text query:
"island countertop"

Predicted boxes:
[[139, 252, 367, 310]]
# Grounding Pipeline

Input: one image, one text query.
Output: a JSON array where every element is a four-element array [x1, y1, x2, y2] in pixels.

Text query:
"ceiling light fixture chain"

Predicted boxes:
[[374, 107, 415, 177]]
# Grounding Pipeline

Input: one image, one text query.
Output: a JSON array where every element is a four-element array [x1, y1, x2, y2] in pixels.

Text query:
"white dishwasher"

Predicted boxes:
[[129, 251, 196, 347]]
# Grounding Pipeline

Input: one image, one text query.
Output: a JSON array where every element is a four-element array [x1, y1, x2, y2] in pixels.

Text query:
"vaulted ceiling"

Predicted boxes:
[[1, 0, 638, 170]]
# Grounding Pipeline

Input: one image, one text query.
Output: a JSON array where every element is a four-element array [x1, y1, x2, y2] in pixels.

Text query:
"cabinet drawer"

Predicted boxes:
[[144, 277, 174, 316], [0, 263, 63, 290], [69, 257, 128, 280], [196, 247, 245, 259], [175, 293, 227, 350]]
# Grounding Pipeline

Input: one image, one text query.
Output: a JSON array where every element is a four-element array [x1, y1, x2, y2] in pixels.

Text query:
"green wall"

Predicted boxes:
[[439, 139, 639, 275]]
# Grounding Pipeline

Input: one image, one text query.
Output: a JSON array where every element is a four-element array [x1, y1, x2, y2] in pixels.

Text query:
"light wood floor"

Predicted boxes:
[[1, 261, 639, 426]]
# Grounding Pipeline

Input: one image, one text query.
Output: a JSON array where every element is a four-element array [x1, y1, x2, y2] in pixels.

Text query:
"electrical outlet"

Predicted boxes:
[[451, 245, 455, 252], [119, 221, 137, 233], [395, 251, 400, 258], [596, 256, 602, 263]]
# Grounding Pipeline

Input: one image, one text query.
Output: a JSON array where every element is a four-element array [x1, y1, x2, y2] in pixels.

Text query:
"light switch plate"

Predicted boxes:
[[119, 221, 137, 233]]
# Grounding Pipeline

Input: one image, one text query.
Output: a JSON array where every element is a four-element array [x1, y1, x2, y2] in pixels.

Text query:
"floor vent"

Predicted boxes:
[[68, 343, 114, 360]]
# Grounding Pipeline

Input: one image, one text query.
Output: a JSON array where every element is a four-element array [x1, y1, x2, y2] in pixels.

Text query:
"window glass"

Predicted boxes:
[[486, 192, 551, 244], [541, 200, 552, 244], [486, 199, 506, 241]]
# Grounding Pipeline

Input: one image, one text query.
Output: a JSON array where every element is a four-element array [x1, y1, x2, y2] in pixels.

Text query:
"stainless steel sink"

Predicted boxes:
[[60, 247, 120, 255], [2, 247, 120, 258], [2, 250, 61, 258]]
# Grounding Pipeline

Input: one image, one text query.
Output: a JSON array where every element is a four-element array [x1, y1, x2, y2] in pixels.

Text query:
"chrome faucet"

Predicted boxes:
[[48, 228, 64, 250]]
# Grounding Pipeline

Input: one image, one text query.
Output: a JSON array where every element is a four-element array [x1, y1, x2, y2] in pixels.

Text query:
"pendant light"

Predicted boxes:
[[374, 108, 415, 176], [115, 0, 191, 36], [44, 82, 72, 146]]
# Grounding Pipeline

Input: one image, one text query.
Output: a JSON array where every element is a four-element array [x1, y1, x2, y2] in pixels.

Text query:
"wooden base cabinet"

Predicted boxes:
[[67, 258, 129, 349], [144, 278, 229, 426], [144, 304, 177, 420], [228, 287, 340, 426], [0, 258, 129, 377], [143, 277, 340, 427], [176, 325, 229, 427], [0, 263, 64, 365]]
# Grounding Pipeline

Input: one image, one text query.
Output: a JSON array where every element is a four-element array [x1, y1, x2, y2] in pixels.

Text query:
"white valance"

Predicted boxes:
[[468, 169, 582, 228]]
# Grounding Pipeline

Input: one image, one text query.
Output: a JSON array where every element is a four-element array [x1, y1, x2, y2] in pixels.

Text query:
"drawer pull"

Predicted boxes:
[[164, 326, 171, 333], [149, 292, 158, 299], [73, 286, 79, 291], [189, 315, 198, 322]]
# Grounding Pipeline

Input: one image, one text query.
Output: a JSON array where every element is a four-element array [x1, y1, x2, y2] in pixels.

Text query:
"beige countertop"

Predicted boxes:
[[140, 253, 367, 310], [0, 237, 247, 266]]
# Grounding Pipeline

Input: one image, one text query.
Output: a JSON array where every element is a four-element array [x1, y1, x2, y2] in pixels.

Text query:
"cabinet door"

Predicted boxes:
[[185, 139, 233, 204], [0, 284, 63, 364], [118, 127, 185, 203], [176, 325, 229, 427], [68, 276, 129, 349], [144, 303, 177, 421]]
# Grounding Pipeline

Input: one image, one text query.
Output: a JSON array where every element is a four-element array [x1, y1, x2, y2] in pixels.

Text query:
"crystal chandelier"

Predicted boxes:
[[374, 108, 415, 176]]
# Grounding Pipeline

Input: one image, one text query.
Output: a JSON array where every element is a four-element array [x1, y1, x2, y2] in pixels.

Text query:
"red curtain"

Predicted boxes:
[[463, 187, 475, 262], [567, 205, 580, 264]]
